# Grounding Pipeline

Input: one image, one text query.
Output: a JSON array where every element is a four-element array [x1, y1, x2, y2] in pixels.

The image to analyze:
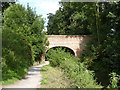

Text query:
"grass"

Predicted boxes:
[[40, 65, 72, 88]]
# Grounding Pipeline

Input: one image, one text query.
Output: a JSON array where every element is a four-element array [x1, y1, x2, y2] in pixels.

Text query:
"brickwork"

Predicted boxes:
[[45, 35, 91, 58]]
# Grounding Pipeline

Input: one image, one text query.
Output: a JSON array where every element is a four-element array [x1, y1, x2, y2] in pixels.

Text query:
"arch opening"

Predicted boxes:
[[45, 46, 75, 61]]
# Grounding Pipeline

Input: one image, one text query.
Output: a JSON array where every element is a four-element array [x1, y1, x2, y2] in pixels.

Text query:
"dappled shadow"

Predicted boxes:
[[33, 67, 42, 69], [29, 67, 41, 72], [23, 77, 29, 80], [27, 73, 37, 76], [22, 66, 47, 80]]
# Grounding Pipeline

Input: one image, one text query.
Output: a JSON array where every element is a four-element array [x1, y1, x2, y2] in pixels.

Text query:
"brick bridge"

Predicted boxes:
[[42, 35, 91, 60]]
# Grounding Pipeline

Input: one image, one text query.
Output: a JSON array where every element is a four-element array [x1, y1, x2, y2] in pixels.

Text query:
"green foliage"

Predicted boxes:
[[47, 2, 93, 35], [41, 74, 49, 85], [0, 0, 16, 13], [108, 72, 120, 88], [46, 1, 120, 88], [40, 65, 72, 88], [78, 2, 120, 88], [2, 78, 18, 85], [2, 4, 47, 83], [43, 1, 120, 88], [82, 35, 120, 87], [46, 48, 73, 67], [82, 35, 120, 72], [46, 48, 102, 88]]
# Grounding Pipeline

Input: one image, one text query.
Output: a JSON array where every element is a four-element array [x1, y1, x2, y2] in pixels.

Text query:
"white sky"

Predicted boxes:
[[16, 0, 61, 30]]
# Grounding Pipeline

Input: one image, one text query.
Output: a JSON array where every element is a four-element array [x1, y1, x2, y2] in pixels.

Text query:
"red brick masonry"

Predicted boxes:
[[41, 35, 91, 60]]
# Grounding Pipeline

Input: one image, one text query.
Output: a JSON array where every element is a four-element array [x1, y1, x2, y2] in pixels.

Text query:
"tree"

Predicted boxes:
[[47, 1, 120, 87], [0, 0, 17, 13], [2, 4, 47, 82], [47, 2, 94, 35]]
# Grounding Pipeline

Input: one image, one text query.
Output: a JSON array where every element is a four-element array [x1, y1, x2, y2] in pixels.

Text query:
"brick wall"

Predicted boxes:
[[46, 35, 91, 58]]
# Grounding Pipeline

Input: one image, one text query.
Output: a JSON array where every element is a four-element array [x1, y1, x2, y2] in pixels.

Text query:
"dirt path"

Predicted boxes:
[[2, 61, 49, 89]]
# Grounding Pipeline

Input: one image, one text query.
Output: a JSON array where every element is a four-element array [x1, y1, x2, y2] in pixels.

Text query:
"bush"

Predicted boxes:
[[2, 37, 30, 81], [45, 48, 102, 88], [46, 48, 73, 67]]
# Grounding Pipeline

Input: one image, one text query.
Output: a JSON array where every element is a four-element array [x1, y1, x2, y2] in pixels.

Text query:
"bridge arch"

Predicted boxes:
[[46, 46, 75, 56], [41, 35, 91, 61], [45, 46, 75, 61]]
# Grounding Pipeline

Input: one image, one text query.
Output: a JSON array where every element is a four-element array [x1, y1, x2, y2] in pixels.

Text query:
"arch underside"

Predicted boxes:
[[46, 45, 76, 56]]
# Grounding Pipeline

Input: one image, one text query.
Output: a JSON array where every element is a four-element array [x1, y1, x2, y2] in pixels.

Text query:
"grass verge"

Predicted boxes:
[[40, 65, 72, 88]]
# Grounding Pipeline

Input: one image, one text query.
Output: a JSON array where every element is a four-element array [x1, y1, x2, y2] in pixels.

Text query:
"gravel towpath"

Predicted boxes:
[[2, 61, 49, 89]]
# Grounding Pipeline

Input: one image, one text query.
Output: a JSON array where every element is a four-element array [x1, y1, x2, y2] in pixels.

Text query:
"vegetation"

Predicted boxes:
[[40, 65, 72, 88], [47, 2, 96, 35], [0, 0, 16, 13], [108, 72, 120, 88], [47, 2, 120, 88], [1, 1, 120, 88], [2, 4, 47, 84], [45, 48, 102, 88]]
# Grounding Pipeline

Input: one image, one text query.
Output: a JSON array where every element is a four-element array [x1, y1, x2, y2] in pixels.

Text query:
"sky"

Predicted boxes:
[[16, 0, 61, 30]]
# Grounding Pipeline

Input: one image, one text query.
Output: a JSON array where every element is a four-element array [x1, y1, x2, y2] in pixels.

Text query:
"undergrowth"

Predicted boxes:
[[45, 48, 102, 88], [40, 65, 72, 88]]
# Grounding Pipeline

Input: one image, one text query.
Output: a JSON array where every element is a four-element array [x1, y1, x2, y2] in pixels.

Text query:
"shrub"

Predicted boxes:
[[45, 48, 102, 88]]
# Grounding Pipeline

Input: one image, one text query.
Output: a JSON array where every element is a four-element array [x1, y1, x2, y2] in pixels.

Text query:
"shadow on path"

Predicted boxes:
[[2, 61, 50, 88]]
